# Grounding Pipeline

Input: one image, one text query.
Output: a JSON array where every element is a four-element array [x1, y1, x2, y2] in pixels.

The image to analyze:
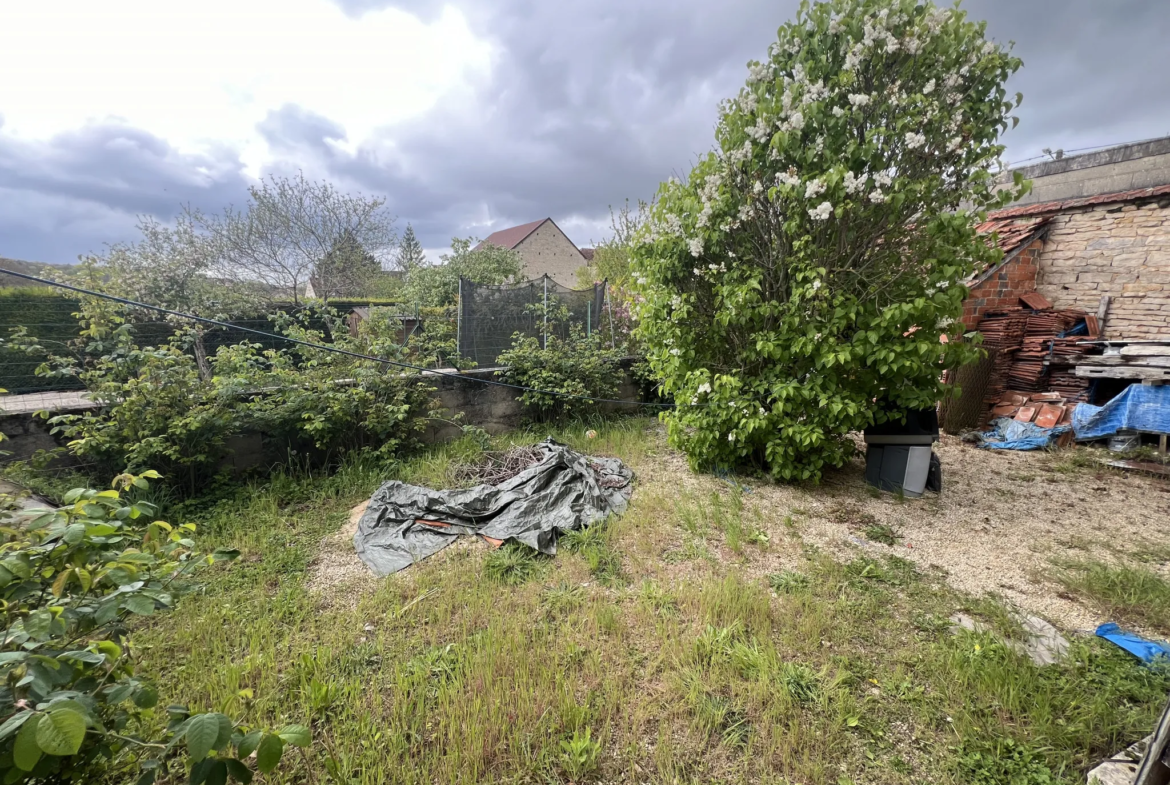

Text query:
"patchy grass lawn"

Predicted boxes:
[[132, 418, 1170, 784]]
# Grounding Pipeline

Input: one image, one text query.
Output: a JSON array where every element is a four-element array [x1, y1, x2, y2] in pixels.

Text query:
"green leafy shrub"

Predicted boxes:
[[498, 320, 623, 422], [19, 298, 437, 491], [630, 0, 1026, 480], [0, 471, 305, 782]]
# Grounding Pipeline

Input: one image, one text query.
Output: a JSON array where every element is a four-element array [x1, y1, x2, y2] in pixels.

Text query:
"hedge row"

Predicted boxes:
[[0, 291, 412, 394]]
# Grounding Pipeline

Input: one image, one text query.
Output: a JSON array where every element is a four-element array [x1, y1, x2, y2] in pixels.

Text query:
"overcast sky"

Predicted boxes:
[[2, 0, 1168, 265]]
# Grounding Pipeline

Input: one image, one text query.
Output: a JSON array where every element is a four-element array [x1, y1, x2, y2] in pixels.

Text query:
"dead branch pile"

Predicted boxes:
[[451, 446, 544, 487]]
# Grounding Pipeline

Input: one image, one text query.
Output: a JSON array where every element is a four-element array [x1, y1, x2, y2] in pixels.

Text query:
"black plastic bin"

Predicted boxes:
[[863, 408, 940, 497]]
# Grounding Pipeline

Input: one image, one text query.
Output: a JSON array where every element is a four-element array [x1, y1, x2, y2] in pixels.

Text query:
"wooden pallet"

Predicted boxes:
[[1075, 366, 1170, 381]]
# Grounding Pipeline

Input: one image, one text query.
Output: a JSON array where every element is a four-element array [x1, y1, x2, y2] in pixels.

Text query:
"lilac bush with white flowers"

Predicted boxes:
[[631, 0, 1027, 481]]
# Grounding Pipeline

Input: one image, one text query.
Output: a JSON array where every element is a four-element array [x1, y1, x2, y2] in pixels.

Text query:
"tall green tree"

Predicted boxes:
[[396, 224, 428, 271], [312, 230, 383, 300], [631, 0, 1026, 481], [401, 237, 522, 307]]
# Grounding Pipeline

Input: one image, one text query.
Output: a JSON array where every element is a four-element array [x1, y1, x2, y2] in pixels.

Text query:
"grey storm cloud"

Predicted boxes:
[[0, 118, 250, 263], [2, 0, 1169, 264]]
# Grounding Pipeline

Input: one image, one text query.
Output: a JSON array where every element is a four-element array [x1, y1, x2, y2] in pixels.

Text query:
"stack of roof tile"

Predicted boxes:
[[975, 300, 1100, 420], [976, 309, 1030, 411]]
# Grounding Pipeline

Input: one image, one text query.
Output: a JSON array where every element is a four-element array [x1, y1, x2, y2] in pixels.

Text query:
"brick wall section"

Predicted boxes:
[[515, 221, 587, 287], [961, 238, 1042, 329], [1034, 198, 1170, 339]]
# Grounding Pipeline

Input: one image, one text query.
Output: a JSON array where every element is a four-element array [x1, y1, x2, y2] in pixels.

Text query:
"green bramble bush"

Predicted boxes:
[[631, 0, 1027, 481], [0, 471, 306, 783]]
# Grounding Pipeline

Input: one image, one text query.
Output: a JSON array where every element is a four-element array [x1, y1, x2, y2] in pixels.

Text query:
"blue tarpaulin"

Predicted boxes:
[[979, 417, 1070, 451], [1072, 383, 1170, 441], [1096, 622, 1170, 664]]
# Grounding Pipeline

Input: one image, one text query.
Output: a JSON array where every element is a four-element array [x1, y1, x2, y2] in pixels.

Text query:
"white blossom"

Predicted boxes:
[[752, 180, 764, 194], [776, 170, 801, 187], [747, 116, 771, 142], [923, 78, 936, 95], [780, 111, 805, 132], [874, 172, 892, 187], [811, 279, 822, 291], [728, 432, 736, 443], [982, 40, 997, 55], [844, 170, 867, 195], [804, 178, 826, 199], [688, 238, 703, 257], [948, 136, 963, 152], [862, 22, 880, 46], [885, 36, 900, 53], [670, 348, 680, 356], [697, 382, 712, 395], [832, 106, 845, 117], [848, 93, 871, 107], [904, 36, 922, 55], [905, 132, 926, 149], [844, 44, 865, 71], [747, 62, 770, 84], [738, 203, 754, 221], [809, 201, 832, 221], [926, 8, 949, 34], [868, 189, 886, 203], [828, 15, 843, 34], [739, 91, 758, 113]]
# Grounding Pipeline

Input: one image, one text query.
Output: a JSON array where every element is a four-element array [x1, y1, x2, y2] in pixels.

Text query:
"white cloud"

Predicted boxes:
[[0, 0, 493, 174]]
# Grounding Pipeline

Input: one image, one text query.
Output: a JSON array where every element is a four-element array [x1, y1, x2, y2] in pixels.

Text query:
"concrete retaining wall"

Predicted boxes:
[[1, 361, 647, 471]]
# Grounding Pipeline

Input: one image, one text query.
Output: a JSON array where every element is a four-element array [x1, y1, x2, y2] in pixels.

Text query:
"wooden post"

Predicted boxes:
[[1097, 295, 1110, 336]]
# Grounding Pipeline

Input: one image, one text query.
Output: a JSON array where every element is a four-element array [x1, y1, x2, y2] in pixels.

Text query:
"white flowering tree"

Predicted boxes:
[[631, 0, 1026, 481]]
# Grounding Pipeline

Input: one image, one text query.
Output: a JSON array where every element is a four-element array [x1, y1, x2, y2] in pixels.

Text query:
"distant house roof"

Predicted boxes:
[[474, 218, 550, 251], [579, 248, 595, 262]]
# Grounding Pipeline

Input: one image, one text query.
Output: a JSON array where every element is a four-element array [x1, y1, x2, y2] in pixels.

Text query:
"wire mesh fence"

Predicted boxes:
[[458, 276, 606, 368], [2, 280, 607, 395]]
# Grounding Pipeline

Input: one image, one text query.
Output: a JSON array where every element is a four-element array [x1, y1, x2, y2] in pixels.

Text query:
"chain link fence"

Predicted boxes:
[[457, 276, 606, 368]]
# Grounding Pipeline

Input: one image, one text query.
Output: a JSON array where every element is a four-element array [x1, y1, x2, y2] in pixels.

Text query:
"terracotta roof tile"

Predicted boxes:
[[986, 183, 1170, 220], [975, 215, 1050, 256], [474, 218, 549, 251]]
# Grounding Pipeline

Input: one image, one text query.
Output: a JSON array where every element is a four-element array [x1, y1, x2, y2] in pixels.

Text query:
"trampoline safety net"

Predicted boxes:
[[458, 276, 606, 368]]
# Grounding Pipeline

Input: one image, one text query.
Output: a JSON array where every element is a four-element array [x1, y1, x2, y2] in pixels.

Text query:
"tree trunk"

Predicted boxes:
[[193, 330, 211, 381]]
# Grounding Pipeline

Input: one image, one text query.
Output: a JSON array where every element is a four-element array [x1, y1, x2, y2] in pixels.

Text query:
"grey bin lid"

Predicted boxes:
[[863, 434, 939, 445]]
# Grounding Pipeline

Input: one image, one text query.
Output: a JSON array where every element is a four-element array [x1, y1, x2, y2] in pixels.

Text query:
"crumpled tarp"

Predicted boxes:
[[1072, 383, 1170, 441], [1096, 622, 1170, 663], [354, 438, 634, 576], [978, 416, 1071, 451]]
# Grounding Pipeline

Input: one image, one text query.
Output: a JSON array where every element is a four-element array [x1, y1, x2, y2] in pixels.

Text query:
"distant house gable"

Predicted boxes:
[[474, 217, 588, 287]]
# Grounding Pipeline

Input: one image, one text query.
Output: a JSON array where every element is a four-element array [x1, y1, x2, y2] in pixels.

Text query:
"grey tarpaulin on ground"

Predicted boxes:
[[353, 438, 634, 576]]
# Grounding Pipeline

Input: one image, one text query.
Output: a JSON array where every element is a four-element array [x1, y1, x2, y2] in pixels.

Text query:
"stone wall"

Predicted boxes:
[[516, 220, 588, 287], [1035, 198, 1170, 339], [1, 362, 647, 470], [962, 237, 1042, 329]]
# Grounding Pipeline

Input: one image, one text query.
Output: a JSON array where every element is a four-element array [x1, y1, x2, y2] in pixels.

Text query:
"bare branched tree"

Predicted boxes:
[[198, 173, 398, 303]]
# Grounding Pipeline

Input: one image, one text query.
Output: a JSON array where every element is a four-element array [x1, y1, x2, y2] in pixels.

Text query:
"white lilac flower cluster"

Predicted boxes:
[[808, 201, 832, 221], [747, 62, 771, 84], [804, 178, 826, 199], [776, 170, 800, 187], [844, 170, 867, 195], [905, 132, 927, 149]]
